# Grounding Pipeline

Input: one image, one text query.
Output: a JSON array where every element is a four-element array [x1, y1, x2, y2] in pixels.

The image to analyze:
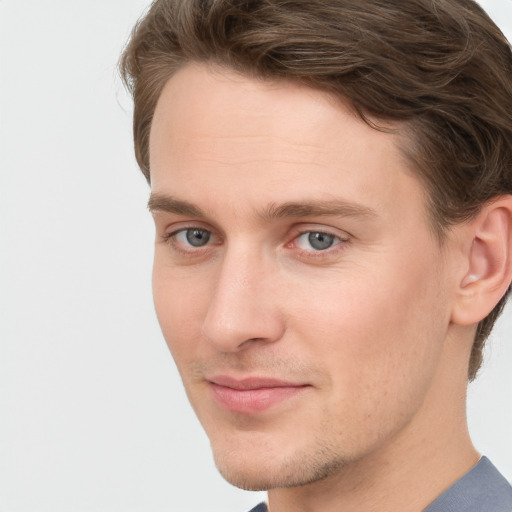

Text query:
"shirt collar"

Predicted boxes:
[[424, 456, 512, 512]]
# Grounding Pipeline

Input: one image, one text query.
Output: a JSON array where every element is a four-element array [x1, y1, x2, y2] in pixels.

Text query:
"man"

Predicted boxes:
[[120, 0, 512, 510]]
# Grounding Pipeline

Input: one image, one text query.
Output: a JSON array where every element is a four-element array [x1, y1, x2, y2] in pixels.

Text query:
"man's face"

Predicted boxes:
[[149, 64, 458, 490]]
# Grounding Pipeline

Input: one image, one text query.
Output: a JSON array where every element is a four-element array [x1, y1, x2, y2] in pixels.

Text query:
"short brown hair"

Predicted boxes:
[[120, 0, 512, 380]]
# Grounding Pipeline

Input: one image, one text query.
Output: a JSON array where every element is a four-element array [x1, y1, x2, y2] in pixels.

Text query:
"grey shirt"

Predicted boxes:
[[248, 457, 512, 512]]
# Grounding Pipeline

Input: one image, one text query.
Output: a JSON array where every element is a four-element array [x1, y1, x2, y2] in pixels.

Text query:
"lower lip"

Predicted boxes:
[[209, 383, 308, 414]]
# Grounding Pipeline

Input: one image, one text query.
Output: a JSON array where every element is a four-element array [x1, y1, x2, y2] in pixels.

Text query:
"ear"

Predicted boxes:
[[451, 196, 512, 326]]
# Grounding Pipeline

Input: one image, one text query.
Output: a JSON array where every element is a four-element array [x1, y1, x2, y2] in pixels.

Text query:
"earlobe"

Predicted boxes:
[[451, 197, 512, 326]]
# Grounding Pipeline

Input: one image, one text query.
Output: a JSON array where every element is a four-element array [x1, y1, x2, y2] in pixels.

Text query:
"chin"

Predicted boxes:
[[211, 436, 349, 491]]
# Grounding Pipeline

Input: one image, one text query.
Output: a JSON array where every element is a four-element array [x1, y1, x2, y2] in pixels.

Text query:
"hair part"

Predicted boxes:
[[120, 0, 512, 380]]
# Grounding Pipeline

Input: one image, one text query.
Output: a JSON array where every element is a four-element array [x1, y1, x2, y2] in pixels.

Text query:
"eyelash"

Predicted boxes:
[[161, 227, 219, 256], [161, 226, 350, 259], [289, 230, 350, 258]]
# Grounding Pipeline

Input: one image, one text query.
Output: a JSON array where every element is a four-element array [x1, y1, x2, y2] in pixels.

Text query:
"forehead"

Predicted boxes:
[[150, 63, 396, 161], [149, 63, 427, 229]]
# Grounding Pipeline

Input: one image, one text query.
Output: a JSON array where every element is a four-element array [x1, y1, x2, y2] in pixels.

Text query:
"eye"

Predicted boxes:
[[295, 231, 342, 251], [173, 228, 212, 247]]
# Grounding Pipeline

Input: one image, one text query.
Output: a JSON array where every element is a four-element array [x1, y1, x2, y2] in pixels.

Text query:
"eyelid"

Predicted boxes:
[[161, 220, 217, 238], [295, 231, 341, 248], [288, 223, 351, 242], [161, 223, 222, 251], [285, 225, 351, 259]]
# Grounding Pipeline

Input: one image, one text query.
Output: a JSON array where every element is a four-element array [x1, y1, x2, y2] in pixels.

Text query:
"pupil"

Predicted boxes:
[[186, 229, 210, 247], [308, 232, 334, 250]]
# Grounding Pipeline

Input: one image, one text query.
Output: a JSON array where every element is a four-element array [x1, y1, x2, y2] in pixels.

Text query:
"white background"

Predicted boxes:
[[0, 1, 511, 511]]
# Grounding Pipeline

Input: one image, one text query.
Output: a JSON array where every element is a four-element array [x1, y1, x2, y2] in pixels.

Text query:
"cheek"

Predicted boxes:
[[152, 260, 210, 362], [279, 263, 448, 454], [286, 250, 449, 396]]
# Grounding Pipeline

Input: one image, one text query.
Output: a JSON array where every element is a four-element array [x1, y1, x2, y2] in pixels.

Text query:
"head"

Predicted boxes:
[[121, 0, 512, 380], [120, 0, 512, 492]]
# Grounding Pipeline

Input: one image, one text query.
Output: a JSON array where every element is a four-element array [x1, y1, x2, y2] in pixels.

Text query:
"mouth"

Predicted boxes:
[[207, 375, 311, 414]]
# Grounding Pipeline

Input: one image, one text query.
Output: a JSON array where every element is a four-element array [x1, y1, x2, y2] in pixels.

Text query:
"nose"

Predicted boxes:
[[201, 247, 285, 352]]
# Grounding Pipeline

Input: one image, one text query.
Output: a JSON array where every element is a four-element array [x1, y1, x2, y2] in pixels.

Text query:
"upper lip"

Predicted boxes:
[[208, 375, 308, 390]]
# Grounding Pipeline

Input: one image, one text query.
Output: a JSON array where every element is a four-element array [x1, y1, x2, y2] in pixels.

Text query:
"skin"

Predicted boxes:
[[148, 63, 485, 512]]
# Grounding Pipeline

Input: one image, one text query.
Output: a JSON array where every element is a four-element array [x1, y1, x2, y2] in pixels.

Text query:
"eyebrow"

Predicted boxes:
[[147, 193, 377, 221], [261, 200, 377, 221], [148, 194, 205, 217]]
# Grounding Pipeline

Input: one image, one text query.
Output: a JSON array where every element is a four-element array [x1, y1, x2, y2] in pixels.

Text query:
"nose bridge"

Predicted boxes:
[[201, 241, 283, 351]]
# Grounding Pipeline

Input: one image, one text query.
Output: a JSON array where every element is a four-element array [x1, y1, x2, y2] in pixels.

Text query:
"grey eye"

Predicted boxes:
[[299, 232, 337, 251], [185, 228, 211, 247]]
